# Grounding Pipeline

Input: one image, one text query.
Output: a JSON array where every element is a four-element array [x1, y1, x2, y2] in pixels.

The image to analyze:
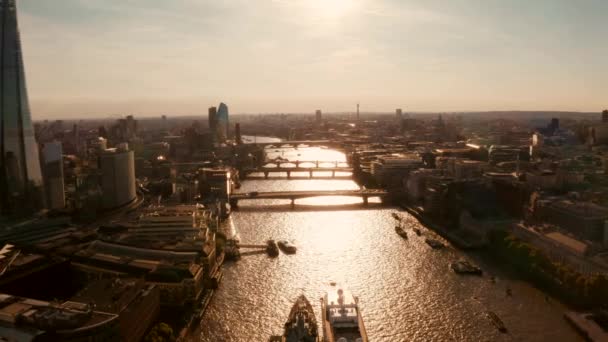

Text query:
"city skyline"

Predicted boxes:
[[16, 0, 608, 118]]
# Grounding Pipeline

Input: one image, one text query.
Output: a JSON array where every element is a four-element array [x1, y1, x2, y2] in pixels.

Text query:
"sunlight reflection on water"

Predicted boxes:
[[198, 146, 582, 342]]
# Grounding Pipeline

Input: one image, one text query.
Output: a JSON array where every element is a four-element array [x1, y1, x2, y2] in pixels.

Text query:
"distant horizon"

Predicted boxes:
[[18, 0, 608, 119], [32, 109, 605, 122]]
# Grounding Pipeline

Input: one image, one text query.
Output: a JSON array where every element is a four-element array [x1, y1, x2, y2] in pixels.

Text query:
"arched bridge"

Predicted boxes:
[[245, 160, 353, 179], [229, 189, 388, 208], [251, 140, 343, 149]]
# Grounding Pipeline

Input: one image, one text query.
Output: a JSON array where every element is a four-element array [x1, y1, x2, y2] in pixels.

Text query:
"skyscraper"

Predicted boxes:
[[209, 107, 217, 134], [234, 123, 242, 145], [217, 102, 229, 142], [42, 141, 65, 210], [315, 110, 322, 124], [99, 146, 136, 210], [0, 0, 45, 215]]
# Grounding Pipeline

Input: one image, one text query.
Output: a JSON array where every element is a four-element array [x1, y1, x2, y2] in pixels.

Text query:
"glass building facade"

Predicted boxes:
[[0, 0, 45, 215], [216, 102, 229, 142]]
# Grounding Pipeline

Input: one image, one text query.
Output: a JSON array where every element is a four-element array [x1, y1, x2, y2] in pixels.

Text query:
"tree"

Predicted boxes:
[[144, 323, 175, 342]]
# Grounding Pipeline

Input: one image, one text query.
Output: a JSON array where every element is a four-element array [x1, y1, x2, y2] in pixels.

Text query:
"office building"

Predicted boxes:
[[99, 146, 136, 210], [235, 123, 242, 144], [161, 114, 168, 131], [396, 108, 403, 120], [71, 279, 160, 342], [0, 0, 45, 215], [208, 106, 218, 140], [315, 110, 322, 124], [42, 141, 65, 210], [217, 102, 229, 142], [0, 293, 120, 341], [198, 167, 232, 200]]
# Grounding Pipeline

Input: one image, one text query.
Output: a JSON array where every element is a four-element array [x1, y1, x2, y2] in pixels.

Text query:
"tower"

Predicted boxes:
[[208, 106, 217, 142], [0, 0, 45, 215], [42, 141, 65, 210], [356, 103, 360, 120], [99, 146, 136, 210], [235, 123, 242, 145], [315, 109, 322, 124], [216, 102, 229, 142]]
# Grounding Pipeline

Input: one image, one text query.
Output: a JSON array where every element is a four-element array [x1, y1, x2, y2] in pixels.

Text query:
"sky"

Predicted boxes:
[[17, 0, 608, 119]]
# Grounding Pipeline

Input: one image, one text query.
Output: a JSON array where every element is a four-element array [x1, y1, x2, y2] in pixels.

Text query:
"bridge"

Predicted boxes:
[[249, 140, 343, 149], [263, 160, 347, 168], [246, 166, 353, 179], [244, 160, 353, 179], [229, 189, 388, 208]]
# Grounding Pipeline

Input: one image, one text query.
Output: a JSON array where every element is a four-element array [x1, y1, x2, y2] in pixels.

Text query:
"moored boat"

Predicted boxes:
[[391, 213, 401, 221], [425, 238, 445, 249], [267, 239, 279, 257], [486, 311, 507, 333], [413, 227, 421, 236], [281, 295, 319, 342], [395, 226, 408, 239], [278, 240, 297, 254], [450, 260, 483, 276], [321, 286, 368, 342]]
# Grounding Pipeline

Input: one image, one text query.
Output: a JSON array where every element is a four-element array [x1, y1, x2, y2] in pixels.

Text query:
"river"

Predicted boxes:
[[198, 143, 581, 342]]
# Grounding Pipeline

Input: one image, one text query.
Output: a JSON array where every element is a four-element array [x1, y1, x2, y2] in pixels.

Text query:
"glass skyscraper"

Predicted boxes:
[[0, 0, 45, 215], [216, 102, 229, 142]]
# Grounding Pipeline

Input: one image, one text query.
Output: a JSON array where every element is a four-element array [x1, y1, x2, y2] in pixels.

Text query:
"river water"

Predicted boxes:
[[199, 143, 581, 342]]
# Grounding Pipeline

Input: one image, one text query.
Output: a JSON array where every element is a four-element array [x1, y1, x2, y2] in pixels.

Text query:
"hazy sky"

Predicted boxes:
[[18, 0, 608, 119]]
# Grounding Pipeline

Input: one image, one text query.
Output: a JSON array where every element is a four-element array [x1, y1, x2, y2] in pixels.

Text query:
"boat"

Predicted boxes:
[[425, 238, 445, 249], [391, 213, 401, 221], [321, 286, 368, 342], [486, 311, 507, 333], [450, 260, 483, 275], [395, 226, 408, 239], [279, 295, 319, 342], [278, 240, 297, 254], [413, 228, 421, 236], [266, 240, 279, 257]]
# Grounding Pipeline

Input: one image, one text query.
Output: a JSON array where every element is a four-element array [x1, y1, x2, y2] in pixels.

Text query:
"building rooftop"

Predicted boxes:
[[545, 232, 589, 255], [0, 293, 117, 338], [70, 278, 151, 314]]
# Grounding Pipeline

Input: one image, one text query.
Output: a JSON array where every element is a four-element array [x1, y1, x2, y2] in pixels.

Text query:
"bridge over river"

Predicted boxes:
[[249, 140, 343, 149], [229, 189, 388, 208]]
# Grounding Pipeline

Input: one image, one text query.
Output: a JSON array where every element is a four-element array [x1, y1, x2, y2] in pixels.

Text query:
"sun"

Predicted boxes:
[[309, 0, 358, 19]]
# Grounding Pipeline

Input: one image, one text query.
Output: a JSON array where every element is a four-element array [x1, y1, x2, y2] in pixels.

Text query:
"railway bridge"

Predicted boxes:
[[229, 189, 388, 208]]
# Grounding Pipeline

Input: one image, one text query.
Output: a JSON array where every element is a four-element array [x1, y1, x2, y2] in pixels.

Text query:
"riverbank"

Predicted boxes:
[[403, 202, 608, 310], [398, 202, 486, 249], [565, 311, 608, 342], [485, 230, 608, 310], [178, 272, 222, 341]]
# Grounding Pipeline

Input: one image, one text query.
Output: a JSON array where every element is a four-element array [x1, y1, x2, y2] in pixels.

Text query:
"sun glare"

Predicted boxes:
[[309, 0, 358, 19]]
